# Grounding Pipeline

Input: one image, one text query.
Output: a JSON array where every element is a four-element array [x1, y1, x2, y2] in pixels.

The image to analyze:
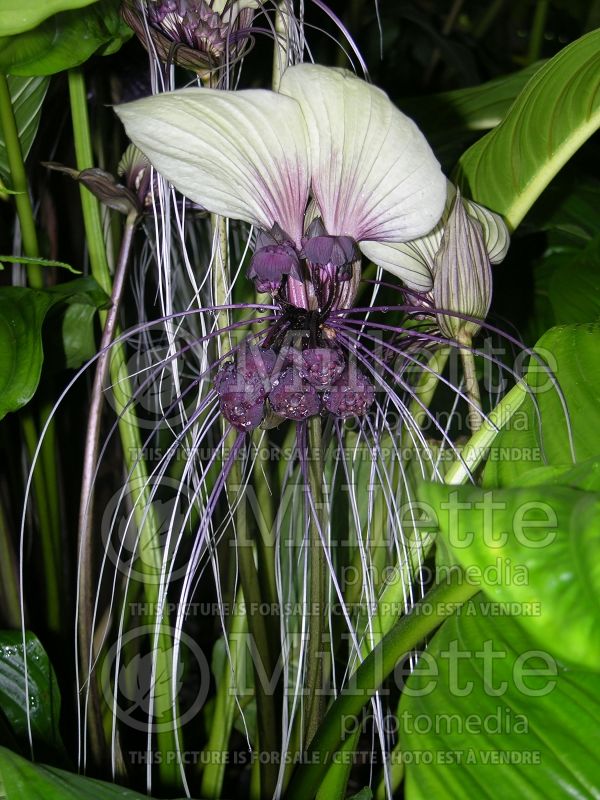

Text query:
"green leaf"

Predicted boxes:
[[0, 0, 100, 37], [0, 0, 132, 76], [0, 278, 109, 419], [0, 745, 193, 799], [0, 287, 55, 420], [0, 632, 64, 760], [0, 256, 80, 274], [60, 303, 97, 369], [400, 600, 600, 799], [483, 323, 600, 486], [457, 29, 600, 230], [0, 76, 48, 183], [421, 482, 600, 670]]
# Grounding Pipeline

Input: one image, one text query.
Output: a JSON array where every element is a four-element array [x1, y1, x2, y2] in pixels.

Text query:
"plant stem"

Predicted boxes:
[[444, 380, 528, 486], [67, 70, 112, 296], [285, 570, 478, 800], [304, 416, 328, 748], [68, 69, 180, 789], [77, 210, 137, 706], [229, 454, 280, 799], [527, 0, 549, 65], [0, 72, 64, 634], [200, 588, 248, 798], [459, 337, 483, 432], [0, 501, 22, 628], [0, 74, 42, 287]]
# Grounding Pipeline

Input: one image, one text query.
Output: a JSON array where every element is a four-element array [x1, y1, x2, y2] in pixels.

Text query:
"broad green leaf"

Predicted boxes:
[[400, 600, 600, 800], [0, 0, 100, 37], [60, 303, 97, 369], [0, 745, 192, 799], [484, 323, 600, 486], [0, 76, 48, 183], [0, 277, 109, 419], [421, 482, 600, 670], [0, 632, 64, 760], [457, 29, 600, 230], [0, 0, 132, 76], [0, 287, 54, 420]]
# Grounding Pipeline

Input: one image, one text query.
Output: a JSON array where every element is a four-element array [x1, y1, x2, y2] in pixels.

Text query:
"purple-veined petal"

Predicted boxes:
[[279, 64, 446, 243], [116, 87, 311, 246]]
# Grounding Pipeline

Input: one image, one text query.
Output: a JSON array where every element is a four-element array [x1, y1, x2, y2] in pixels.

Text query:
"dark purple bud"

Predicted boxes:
[[323, 367, 375, 418], [247, 243, 301, 294], [214, 349, 273, 433], [301, 217, 357, 282], [218, 392, 265, 432], [236, 345, 277, 388], [268, 367, 321, 421], [302, 235, 357, 270], [299, 347, 346, 388]]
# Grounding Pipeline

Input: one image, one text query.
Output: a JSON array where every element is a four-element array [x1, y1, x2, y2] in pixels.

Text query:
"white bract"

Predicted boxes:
[[116, 64, 447, 290]]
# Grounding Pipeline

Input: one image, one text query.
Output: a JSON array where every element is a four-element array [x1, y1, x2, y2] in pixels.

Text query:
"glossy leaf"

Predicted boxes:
[[457, 29, 600, 229], [400, 600, 600, 799], [0, 631, 64, 759], [0, 0, 100, 37], [0, 277, 109, 419], [0, 76, 48, 182], [0, 287, 55, 420], [0, 0, 132, 76], [0, 745, 192, 798], [484, 323, 600, 486], [421, 482, 600, 670]]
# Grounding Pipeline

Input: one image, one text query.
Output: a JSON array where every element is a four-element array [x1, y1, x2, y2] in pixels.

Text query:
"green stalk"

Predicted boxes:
[[459, 338, 483, 432], [229, 456, 280, 800], [304, 417, 328, 748], [200, 589, 248, 798], [0, 73, 64, 633], [21, 416, 61, 632], [527, 0, 549, 65], [473, 0, 505, 40], [68, 69, 181, 789], [285, 570, 478, 800], [444, 380, 528, 486], [408, 346, 451, 431], [0, 74, 42, 287], [0, 501, 22, 628]]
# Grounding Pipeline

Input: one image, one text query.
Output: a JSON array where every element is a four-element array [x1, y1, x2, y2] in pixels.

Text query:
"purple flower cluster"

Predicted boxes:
[[214, 343, 375, 432]]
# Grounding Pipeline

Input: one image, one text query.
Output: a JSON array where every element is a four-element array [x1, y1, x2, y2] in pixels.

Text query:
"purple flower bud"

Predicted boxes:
[[268, 367, 321, 421], [301, 217, 357, 280], [299, 347, 346, 388], [323, 367, 375, 418], [247, 243, 301, 294], [218, 391, 265, 432], [122, 0, 256, 72]]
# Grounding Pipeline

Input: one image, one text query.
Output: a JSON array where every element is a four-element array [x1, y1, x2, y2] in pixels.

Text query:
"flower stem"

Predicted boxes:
[[229, 452, 280, 800], [444, 379, 528, 486], [286, 569, 478, 800], [77, 210, 137, 724], [305, 416, 328, 748], [0, 74, 42, 287], [0, 72, 64, 634], [459, 337, 483, 432], [68, 69, 181, 789], [200, 588, 247, 798], [527, 0, 549, 64], [0, 498, 23, 629]]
